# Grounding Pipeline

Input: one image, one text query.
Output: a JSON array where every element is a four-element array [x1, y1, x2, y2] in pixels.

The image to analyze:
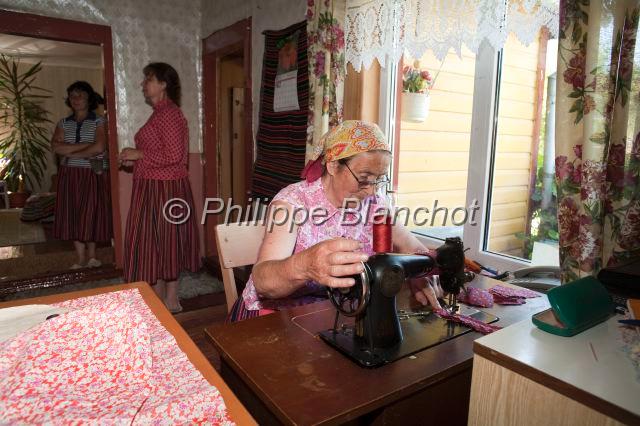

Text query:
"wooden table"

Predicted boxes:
[[469, 313, 640, 425], [205, 275, 548, 425], [0, 282, 256, 425]]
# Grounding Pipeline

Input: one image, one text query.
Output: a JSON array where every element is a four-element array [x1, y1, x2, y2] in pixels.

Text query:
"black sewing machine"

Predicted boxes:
[[318, 237, 498, 367]]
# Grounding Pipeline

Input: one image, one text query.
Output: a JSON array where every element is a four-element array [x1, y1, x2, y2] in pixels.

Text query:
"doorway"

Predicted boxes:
[[202, 18, 253, 259], [0, 10, 122, 280]]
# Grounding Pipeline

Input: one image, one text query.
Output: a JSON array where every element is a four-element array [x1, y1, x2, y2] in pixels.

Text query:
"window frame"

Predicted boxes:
[[384, 40, 532, 273]]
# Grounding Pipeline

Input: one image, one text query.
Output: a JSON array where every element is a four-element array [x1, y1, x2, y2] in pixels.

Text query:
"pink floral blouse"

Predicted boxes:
[[241, 178, 388, 311]]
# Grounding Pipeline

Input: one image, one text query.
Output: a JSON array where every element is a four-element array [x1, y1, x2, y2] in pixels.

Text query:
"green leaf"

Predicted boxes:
[[582, 10, 589, 24], [569, 98, 583, 113], [572, 24, 582, 44], [0, 54, 51, 191], [589, 131, 606, 144]]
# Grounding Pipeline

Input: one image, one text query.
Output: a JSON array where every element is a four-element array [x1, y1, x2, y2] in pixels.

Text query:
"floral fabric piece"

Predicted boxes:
[[488, 284, 540, 305], [434, 308, 502, 335], [491, 294, 526, 305], [0, 289, 234, 425], [457, 286, 494, 308], [489, 284, 541, 299]]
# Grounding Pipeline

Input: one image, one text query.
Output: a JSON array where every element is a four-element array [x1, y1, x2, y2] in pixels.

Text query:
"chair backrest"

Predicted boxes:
[[215, 221, 266, 312]]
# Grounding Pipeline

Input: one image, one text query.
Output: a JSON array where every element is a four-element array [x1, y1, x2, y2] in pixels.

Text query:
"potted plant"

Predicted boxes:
[[401, 64, 433, 123], [0, 54, 51, 208]]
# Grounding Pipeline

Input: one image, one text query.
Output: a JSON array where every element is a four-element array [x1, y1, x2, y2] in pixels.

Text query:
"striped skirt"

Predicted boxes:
[[123, 177, 200, 283], [53, 166, 113, 242]]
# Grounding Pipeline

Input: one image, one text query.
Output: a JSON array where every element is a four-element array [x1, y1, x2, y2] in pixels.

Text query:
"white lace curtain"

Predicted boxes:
[[345, 0, 560, 71]]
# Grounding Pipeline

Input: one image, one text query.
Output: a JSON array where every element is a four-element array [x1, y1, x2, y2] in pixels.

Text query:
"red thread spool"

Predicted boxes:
[[373, 214, 392, 253]]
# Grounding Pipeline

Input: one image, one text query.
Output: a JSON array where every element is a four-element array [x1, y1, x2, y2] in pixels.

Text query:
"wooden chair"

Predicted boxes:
[[215, 221, 266, 312]]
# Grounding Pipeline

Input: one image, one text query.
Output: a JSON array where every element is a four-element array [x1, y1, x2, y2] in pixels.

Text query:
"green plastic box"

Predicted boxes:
[[532, 276, 614, 337]]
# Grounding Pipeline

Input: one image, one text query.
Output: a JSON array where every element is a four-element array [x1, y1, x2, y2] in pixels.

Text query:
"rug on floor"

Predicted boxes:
[[0, 210, 46, 246], [3, 271, 224, 301]]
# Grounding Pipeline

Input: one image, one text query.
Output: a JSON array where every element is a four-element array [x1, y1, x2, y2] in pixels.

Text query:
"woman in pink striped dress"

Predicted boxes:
[[119, 63, 199, 313]]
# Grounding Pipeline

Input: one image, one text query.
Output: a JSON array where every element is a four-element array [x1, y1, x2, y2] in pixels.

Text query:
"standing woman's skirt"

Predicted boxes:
[[53, 165, 113, 242], [123, 177, 200, 283]]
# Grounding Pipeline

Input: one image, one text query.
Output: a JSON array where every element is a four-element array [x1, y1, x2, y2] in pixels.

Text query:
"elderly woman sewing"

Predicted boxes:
[[229, 120, 444, 322]]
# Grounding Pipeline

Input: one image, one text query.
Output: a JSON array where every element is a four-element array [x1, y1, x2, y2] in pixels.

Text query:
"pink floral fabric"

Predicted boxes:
[[489, 284, 540, 300], [0, 289, 234, 425], [556, 1, 640, 282], [434, 308, 501, 335], [488, 284, 541, 305], [242, 178, 388, 311], [457, 286, 494, 308], [457, 285, 540, 307]]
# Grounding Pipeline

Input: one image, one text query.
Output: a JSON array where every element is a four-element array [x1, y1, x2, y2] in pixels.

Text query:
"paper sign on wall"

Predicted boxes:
[[273, 31, 300, 112]]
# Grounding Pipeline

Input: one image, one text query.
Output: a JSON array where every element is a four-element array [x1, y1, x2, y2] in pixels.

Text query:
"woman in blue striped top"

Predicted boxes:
[[51, 81, 113, 269]]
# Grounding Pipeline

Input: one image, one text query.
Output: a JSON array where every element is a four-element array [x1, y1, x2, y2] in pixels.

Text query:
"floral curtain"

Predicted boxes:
[[556, 0, 640, 282], [306, 0, 347, 163]]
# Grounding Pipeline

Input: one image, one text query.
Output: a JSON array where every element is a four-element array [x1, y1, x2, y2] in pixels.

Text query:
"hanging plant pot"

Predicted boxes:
[[401, 92, 431, 123]]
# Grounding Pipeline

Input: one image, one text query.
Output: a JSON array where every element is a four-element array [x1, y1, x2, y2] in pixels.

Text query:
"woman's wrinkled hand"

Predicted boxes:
[[119, 148, 143, 161], [297, 238, 369, 289], [409, 276, 444, 309]]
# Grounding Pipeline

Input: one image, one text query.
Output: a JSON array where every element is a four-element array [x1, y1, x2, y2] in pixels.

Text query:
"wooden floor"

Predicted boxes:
[[174, 303, 229, 371]]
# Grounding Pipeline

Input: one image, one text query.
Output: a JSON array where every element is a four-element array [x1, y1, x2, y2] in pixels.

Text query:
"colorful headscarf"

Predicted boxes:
[[301, 120, 391, 182]]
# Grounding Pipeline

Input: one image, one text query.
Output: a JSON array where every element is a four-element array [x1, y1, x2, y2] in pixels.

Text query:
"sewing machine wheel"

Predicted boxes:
[[327, 262, 370, 317]]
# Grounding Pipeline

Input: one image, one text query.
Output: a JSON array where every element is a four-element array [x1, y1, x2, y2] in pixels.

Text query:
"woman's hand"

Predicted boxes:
[[51, 140, 87, 155], [119, 148, 143, 161], [409, 276, 444, 309], [295, 238, 369, 289]]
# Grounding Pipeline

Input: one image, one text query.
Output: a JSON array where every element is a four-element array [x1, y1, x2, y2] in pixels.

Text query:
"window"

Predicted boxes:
[[487, 34, 559, 264], [395, 48, 476, 242], [385, 30, 560, 272]]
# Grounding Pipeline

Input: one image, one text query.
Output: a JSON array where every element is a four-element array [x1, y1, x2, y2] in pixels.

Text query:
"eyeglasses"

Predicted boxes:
[[343, 162, 390, 189]]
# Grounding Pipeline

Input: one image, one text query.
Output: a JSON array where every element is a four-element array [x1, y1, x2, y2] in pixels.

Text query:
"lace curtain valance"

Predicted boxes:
[[345, 0, 560, 71]]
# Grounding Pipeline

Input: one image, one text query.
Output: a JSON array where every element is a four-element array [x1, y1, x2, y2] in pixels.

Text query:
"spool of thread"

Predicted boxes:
[[373, 214, 392, 253]]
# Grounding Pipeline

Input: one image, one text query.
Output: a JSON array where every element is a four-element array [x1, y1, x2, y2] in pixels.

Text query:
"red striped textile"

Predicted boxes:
[[225, 297, 260, 323], [226, 297, 275, 323], [123, 177, 199, 283], [251, 20, 309, 199], [53, 166, 113, 242]]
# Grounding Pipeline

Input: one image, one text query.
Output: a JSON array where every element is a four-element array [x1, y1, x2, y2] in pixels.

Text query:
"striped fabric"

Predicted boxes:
[[226, 297, 260, 323], [52, 166, 113, 242], [226, 297, 275, 323], [58, 112, 108, 170], [250, 20, 309, 199], [123, 177, 199, 284]]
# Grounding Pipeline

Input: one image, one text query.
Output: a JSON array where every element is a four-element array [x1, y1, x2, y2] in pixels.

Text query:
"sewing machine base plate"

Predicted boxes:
[[319, 307, 498, 368]]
